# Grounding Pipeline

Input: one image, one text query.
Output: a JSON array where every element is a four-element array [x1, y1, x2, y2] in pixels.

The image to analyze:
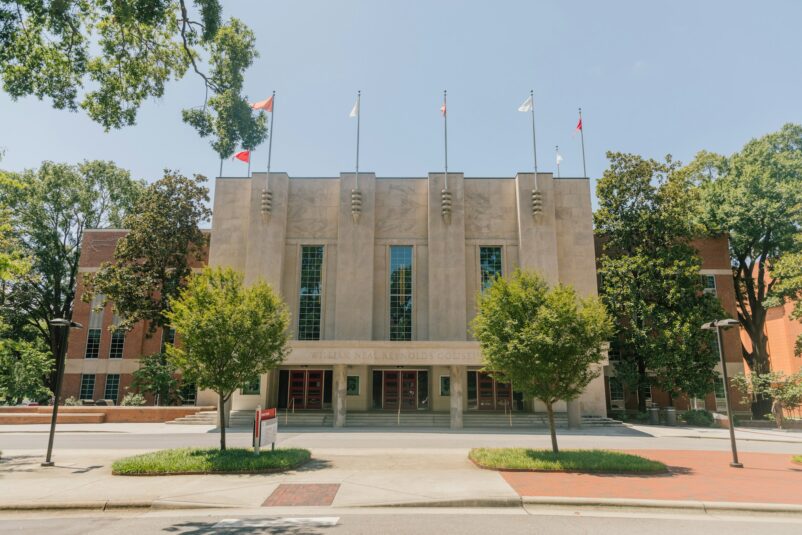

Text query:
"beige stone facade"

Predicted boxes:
[[203, 171, 606, 427]]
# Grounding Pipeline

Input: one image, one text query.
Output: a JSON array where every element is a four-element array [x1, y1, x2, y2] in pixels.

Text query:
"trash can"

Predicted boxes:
[[649, 406, 660, 425], [664, 406, 677, 426]]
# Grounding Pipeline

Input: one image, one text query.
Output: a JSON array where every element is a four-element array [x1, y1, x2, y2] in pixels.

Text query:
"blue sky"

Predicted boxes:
[[2, 0, 801, 207]]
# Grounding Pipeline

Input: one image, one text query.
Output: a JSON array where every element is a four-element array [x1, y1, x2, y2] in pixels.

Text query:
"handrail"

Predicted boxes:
[[285, 398, 295, 425]]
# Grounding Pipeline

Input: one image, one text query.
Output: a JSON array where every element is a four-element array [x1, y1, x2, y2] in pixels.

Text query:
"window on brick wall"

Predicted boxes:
[[109, 313, 124, 358], [84, 329, 101, 359], [104, 374, 120, 402], [701, 275, 717, 295], [161, 327, 176, 353], [85, 293, 104, 359], [109, 330, 125, 359], [79, 374, 96, 400]]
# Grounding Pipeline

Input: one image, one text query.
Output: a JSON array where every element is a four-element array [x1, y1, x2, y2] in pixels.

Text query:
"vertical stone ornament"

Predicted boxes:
[[441, 188, 452, 224], [260, 188, 272, 218], [350, 188, 362, 223], [531, 189, 543, 218]]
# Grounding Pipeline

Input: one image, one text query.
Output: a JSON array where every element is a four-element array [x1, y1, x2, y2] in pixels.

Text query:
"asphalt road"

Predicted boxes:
[[3, 426, 802, 454], [2, 508, 802, 534]]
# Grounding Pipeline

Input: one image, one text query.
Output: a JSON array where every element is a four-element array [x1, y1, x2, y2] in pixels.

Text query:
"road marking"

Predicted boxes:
[[213, 517, 340, 528]]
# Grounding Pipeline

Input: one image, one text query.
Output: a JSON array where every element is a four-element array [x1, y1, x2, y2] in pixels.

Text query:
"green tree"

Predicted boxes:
[[165, 267, 290, 450], [595, 152, 725, 411], [732, 371, 802, 427], [689, 124, 802, 416], [181, 18, 267, 174], [0, 1, 256, 131], [471, 270, 613, 453], [86, 171, 210, 334], [131, 353, 180, 406], [0, 336, 53, 405], [0, 161, 143, 389]]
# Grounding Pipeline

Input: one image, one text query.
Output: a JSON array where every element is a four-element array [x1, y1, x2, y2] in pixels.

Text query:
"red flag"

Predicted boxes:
[[234, 150, 250, 163], [575, 117, 583, 131], [251, 96, 274, 112]]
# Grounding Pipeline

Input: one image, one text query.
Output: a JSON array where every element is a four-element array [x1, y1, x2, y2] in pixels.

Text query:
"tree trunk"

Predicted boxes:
[[637, 359, 648, 413], [545, 402, 559, 454], [218, 392, 226, 451]]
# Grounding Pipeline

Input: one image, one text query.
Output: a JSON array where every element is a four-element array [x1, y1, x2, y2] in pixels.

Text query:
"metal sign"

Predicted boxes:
[[253, 406, 278, 453]]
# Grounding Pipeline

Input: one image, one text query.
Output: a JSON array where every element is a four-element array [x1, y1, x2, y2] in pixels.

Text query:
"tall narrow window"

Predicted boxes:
[[109, 313, 124, 358], [161, 327, 176, 353], [389, 246, 413, 341], [79, 374, 96, 400], [85, 293, 104, 359], [479, 246, 503, 291], [104, 374, 120, 401], [298, 245, 324, 340]]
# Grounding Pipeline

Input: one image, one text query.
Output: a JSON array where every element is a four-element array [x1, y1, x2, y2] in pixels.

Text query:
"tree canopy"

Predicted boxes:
[[689, 124, 802, 381], [0, 160, 143, 388], [2, 1, 238, 129], [595, 152, 725, 410], [165, 267, 290, 450], [86, 170, 211, 334], [471, 270, 613, 453]]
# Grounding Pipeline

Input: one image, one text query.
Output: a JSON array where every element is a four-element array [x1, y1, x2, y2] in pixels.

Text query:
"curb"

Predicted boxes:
[[0, 500, 233, 512], [362, 497, 523, 508], [520, 496, 802, 514]]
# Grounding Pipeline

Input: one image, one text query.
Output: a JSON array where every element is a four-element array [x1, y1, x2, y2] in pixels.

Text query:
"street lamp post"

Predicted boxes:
[[42, 318, 83, 467], [701, 318, 743, 468]]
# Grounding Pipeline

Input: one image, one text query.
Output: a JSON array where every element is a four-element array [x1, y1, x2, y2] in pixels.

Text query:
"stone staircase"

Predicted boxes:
[[166, 410, 218, 425], [167, 409, 622, 429], [345, 411, 451, 427], [166, 409, 254, 427], [463, 412, 623, 428]]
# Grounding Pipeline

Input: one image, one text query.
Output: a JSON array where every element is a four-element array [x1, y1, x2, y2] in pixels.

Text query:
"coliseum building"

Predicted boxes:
[[67, 171, 610, 428]]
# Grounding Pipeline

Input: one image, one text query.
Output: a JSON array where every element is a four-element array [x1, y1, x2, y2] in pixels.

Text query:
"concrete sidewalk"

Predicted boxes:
[[2, 445, 802, 513], [0, 448, 518, 510]]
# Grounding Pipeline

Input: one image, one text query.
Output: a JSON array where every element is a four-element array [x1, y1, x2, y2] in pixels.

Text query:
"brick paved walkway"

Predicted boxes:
[[502, 450, 802, 504], [262, 484, 341, 506]]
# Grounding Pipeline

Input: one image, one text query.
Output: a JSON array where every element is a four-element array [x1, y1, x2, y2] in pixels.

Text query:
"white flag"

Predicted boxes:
[[556, 151, 564, 165], [349, 97, 359, 118], [518, 95, 533, 112]]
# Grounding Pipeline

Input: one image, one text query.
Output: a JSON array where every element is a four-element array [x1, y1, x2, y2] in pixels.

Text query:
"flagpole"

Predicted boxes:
[[443, 90, 448, 190], [266, 90, 275, 187], [355, 90, 361, 190], [529, 89, 538, 178], [556, 146, 561, 178], [247, 158, 251, 177], [579, 107, 587, 178]]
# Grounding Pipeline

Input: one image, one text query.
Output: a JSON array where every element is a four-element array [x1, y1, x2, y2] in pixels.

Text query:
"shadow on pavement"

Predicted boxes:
[[163, 520, 334, 534]]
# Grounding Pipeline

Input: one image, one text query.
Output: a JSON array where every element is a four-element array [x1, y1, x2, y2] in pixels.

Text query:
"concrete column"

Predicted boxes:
[[567, 399, 581, 429], [333, 364, 347, 428], [428, 173, 467, 340], [244, 172, 289, 289], [515, 173, 559, 285], [450, 365, 464, 429], [334, 173, 376, 340]]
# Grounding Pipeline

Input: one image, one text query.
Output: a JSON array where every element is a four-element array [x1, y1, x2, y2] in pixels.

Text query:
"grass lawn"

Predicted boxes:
[[112, 447, 311, 476], [469, 448, 667, 474]]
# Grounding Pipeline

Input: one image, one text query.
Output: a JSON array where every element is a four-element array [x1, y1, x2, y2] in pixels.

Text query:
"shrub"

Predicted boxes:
[[681, 409, 714, 427], [63, 396, 81, 406], [120, 392, 147, 406]]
